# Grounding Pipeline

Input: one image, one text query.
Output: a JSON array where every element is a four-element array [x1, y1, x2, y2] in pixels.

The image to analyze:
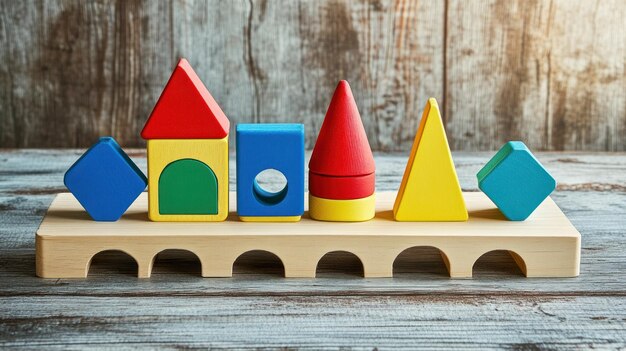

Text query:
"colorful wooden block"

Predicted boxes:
[[308, 80, 376, 222], [63, 137, 147, 221], [308, 172, 375, 200], [141, 57, 230, 222], [236, 124, 305, 221], [147, 138, 229, 222], [477, 141, 556, 221], [159, 158, 218, 215], [308, 193, 376, 222], [308, 80, 375, 176], [393, 98, 467, 222], [308, 80, 375, 200], [238, 215, 302, 222], [141, 58, 230, 139]]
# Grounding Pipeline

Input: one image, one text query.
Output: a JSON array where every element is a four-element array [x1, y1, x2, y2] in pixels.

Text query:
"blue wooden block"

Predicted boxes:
[[236, 124, 305, 217], [477, 141, 556, 221], [64, 137, 147, 221]]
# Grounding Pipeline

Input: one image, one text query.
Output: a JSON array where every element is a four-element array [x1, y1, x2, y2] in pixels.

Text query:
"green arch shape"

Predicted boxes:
[[159, 158, 218, 215]]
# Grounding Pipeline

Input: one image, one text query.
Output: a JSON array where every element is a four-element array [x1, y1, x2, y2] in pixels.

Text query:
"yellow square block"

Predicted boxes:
[[147, 138, 229, 222]]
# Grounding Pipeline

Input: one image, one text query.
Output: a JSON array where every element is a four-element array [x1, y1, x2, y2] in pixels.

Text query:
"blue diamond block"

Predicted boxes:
[[236, 124, 305, 217], [64, 137, 147, 221], [477, 141, 556, 221]]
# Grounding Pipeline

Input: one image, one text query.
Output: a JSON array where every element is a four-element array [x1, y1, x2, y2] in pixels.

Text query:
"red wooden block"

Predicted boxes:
[[309, 80, 375, 177], [141, 58, 230, 139], [308, 171, 375, 200]]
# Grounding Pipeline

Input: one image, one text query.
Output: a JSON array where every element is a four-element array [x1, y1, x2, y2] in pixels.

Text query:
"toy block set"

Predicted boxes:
[[36, 58, 580, 279]]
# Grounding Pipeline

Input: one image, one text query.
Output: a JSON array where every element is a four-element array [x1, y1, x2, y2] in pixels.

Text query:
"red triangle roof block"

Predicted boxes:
[[141, 58, 230, 139], [309, 80, 375, 176]]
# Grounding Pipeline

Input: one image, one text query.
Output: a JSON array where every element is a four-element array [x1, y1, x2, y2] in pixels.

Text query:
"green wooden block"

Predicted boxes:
[[158, 158, 218, 215]]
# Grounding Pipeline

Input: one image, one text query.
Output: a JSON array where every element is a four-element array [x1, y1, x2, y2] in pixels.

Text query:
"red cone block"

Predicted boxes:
[[308, 80, 375, 200]]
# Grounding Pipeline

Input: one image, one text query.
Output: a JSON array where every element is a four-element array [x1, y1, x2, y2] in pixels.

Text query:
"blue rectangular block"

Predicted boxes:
[[477, 141, 556, 221], [236, 124, 305, 217], [64, 137, 147, 221]]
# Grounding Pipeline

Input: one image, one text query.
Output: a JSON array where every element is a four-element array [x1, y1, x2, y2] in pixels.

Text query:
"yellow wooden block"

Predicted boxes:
[[393, 98, 468, 221], [309, 194, 375, 222], [147, 138, 228, 222], [239, 216, 302, 222]]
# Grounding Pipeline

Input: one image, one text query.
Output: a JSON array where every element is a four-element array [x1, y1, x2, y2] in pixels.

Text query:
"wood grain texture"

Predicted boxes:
[[445, 0, 626, 151], [1, 150, 626, 348], [1, 295, 625, 350], [5, 0, 618, 151]]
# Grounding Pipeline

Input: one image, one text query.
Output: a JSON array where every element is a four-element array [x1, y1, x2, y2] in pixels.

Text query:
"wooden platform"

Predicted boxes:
[[35, 191, 581, 279]]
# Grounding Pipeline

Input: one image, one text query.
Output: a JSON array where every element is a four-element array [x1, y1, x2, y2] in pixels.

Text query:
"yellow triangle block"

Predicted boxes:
[[393, 98, 468, 221]]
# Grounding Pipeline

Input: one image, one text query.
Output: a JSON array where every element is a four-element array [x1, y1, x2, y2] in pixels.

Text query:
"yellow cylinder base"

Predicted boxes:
[[308, 194, 376, 222]]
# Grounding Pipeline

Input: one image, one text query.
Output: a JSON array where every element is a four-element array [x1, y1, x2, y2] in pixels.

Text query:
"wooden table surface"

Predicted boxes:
[[1, 150, 625, 349]]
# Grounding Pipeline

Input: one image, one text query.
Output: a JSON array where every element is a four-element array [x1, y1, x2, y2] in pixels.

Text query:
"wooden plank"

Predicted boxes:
[[0, 1, 146, 147], [445, 0, 626, 151], [0, 0, 444, 151], [1, 295, 626, 349], [35, 192, 580, 279], [2, 0, 624, 151]]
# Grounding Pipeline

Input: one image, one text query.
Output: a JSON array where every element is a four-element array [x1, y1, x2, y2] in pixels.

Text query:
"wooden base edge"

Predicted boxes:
[[35, 192, 581, 279], [35, 234, 580, 279]]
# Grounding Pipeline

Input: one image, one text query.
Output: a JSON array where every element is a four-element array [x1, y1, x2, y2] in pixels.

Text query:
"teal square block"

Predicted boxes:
[[477, 141, 556, 221]]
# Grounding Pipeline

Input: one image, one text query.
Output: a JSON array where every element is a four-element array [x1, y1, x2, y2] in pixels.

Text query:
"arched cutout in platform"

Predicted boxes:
[[232, 250, 285, 276], [316, 251, 364, 278], [392, 246, 450, 277], [472, 250, 527, 278], [87, 250, 138, 277], [151, 249, 202, 277]]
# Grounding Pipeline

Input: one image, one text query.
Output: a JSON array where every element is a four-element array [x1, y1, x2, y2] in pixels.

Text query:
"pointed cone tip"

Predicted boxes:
[[335, 80, 353, 96], [328, 80, 358, 114]]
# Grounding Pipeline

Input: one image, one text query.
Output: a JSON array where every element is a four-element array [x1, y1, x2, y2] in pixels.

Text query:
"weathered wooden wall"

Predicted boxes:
[[0, 0, 624, 151]]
